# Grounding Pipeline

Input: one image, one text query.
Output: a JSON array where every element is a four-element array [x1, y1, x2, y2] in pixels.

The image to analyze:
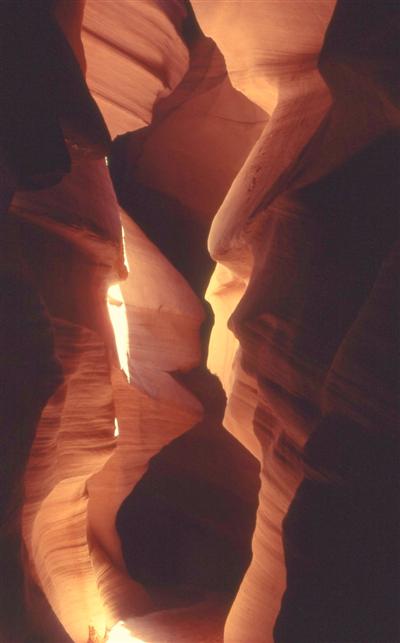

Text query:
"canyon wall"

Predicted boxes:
[[192, 2, 399, 641], [0, 1, 398, 642]]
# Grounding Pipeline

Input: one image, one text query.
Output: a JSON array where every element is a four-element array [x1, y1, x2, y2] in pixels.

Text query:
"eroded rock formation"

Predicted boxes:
[[0, 1, 398, 642]]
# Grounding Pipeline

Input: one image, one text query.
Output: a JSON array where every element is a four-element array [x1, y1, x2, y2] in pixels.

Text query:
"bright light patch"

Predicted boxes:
[[113, 417, 120, 438], [121, 224, 130, 274], [107, 621, 145, 642], [107, 283, 130, 379]]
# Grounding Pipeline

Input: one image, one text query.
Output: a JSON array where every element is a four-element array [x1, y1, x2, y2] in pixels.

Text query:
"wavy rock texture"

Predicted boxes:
[[86, 210, 205, 631], [4, 6, 202, 643], [1, 1, 398, 642], [1, 2, 116, 638], [1, 2, 234, 641], [105, 12, 265, 641], [192, 1, 399, 642], [82, 0, 189, 137], [6, 154, 121, 642]]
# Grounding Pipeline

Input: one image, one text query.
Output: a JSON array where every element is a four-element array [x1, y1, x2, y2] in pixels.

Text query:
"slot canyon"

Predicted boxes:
[[0, 1, 398, 642]]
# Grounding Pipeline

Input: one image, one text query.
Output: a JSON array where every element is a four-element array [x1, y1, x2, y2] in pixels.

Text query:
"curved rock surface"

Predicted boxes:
[[82, 0, 189, 137], [192, 1, 399, 641], [0, 1, 398, 642]]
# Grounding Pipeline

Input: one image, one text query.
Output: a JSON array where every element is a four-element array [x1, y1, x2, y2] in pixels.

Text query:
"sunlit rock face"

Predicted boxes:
[[107, 11, 264, 639], [82, 0, 189, 137], [191, 1, 399, 642], [1, 1, 197, 641], [6, 155, 124, 642], [1, 1, 398, 642], [109, 18, 267, 301], [1, 1, 262, 641]]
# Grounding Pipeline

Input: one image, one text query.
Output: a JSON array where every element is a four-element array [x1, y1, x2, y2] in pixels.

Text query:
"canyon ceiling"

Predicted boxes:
[[0, 1, 399, 642]]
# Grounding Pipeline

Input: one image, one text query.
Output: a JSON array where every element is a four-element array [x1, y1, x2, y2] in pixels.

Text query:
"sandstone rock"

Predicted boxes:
[[0, 2, 398, 642]]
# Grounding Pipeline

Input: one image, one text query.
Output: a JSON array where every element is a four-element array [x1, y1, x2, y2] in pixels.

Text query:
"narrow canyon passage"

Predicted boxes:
[[0, 1, 398, 642]]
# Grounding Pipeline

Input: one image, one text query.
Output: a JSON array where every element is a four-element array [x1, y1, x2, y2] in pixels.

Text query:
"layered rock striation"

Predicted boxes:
[[0, 1, 398, 642], [192, 1, 399, 641]]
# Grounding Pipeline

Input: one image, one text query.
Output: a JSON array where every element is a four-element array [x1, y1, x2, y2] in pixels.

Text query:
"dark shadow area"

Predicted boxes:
[[0, 0, 110, 190], [274, 1, 399, 638], [110, 146, 214, 300], [0, 269, 65, 642], [292, 130, 400, 365], [117, 369, 260, 599], [275, 416, 399, 643], [111, 5, 262, 605]]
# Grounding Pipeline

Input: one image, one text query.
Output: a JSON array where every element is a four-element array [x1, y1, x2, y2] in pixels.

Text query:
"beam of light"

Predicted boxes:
[[106, 621, 146, 642], [121, 223, 130, 274], [107, 283, 130, 380], [113, 417, 120, 437], [107, 222, 131, 379]]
